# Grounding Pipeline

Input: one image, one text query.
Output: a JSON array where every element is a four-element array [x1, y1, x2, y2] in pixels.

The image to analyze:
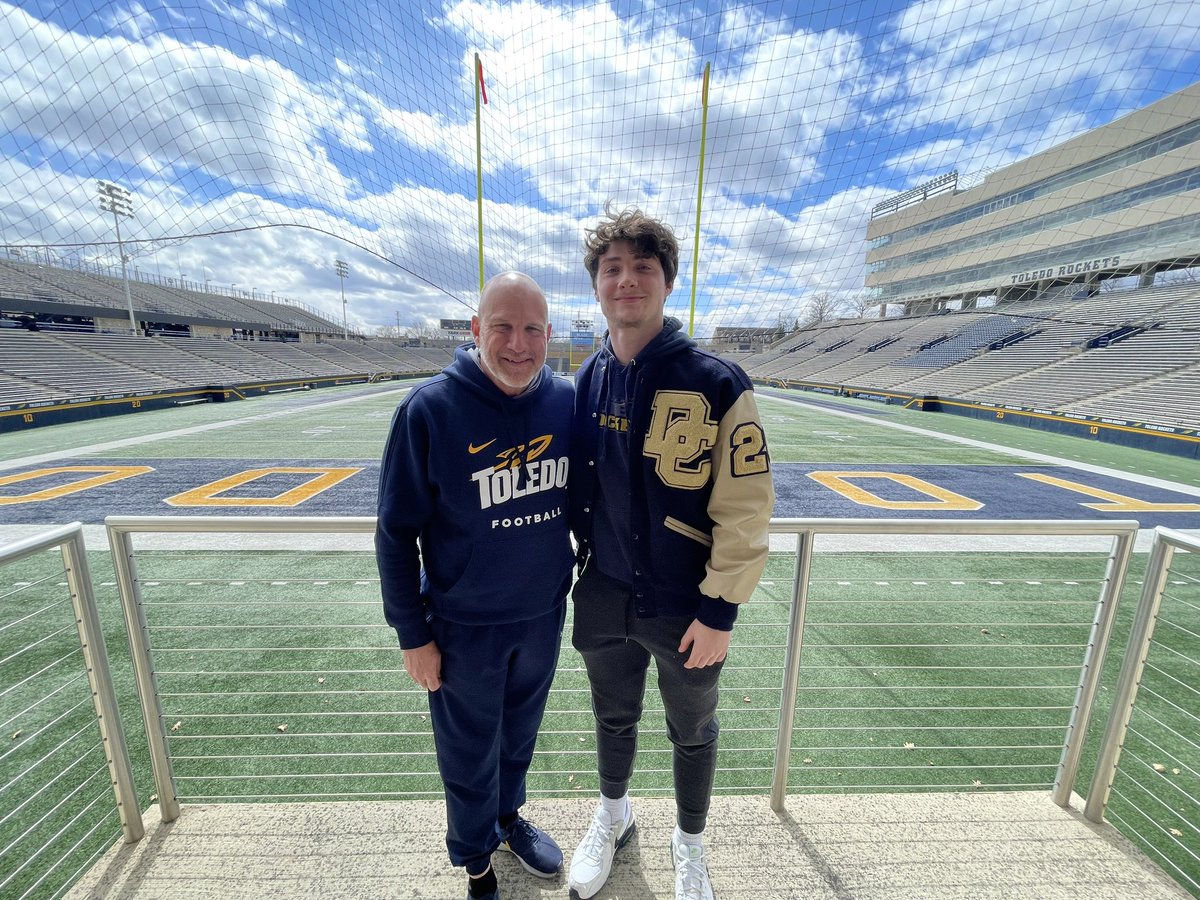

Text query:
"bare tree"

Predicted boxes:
[[774, 314, 799, 334], [849, 293, 882, 318], [1158, 265, 1200, 285], [402, 316, 442, 340], [799, 293, 839, 328]]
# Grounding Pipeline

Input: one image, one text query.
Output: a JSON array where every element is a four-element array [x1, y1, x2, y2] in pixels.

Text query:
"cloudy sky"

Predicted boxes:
[[2, 0, 1198, 336]]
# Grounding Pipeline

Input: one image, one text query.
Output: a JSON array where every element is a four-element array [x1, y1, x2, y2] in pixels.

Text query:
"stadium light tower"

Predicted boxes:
[[97, 180, 137, 335], [335, 258, 349, 338]]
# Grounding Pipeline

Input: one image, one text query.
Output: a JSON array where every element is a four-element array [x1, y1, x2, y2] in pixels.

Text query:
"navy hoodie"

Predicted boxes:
[[376, 345, 574, 649]]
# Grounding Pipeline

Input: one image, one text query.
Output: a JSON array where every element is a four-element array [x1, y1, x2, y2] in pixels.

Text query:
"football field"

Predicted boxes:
[[2, 379, 1197, 896]]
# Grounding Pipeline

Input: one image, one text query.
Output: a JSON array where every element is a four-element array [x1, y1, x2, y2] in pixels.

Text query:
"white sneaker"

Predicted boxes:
[[671, 832, 714, 900], [567, 803, 636, 899]]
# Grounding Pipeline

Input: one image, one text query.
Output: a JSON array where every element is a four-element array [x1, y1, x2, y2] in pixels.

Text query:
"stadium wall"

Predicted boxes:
[[758, 379, 1200, 460]]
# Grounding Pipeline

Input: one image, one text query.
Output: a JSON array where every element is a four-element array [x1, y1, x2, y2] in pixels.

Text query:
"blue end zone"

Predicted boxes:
[[4, 458, 1199, 529]]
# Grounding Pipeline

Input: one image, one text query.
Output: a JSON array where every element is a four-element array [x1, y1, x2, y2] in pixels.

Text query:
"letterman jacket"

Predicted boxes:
[[376, 345, 574, 649], [569, 318, 774, 630]]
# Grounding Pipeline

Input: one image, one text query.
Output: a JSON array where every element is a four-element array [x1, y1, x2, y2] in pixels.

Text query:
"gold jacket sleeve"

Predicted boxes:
[[699, 390, 774, 604]]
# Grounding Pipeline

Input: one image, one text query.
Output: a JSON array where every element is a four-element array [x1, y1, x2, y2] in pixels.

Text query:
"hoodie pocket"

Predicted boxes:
[[441, 534, 572, 614]]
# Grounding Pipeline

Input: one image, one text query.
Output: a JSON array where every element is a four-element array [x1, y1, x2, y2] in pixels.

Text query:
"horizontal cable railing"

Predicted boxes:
[[1087, 526, 1200, 896], [107, 515, 1141, 831], [0, 523, 141, 900], [766, 519, 1139, 811]]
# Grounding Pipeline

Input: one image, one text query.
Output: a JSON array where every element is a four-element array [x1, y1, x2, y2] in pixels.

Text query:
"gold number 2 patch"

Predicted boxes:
[[730, 422, 769, 476]]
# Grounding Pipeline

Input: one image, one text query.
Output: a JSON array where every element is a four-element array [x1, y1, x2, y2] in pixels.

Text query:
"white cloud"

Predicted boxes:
[[1, 0, 1196, 337], [101, 2, 158, 41]]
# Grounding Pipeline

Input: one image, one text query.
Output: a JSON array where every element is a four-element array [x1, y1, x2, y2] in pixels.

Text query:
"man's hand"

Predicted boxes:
[[678, 620, 731, 669], [403, 641, 443, 692]]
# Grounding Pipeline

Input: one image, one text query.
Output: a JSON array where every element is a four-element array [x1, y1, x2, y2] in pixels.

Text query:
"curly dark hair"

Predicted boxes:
[[583, 205, 679, 287]]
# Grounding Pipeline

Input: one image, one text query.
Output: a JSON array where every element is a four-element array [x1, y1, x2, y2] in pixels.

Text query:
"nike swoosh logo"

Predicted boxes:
[[468, 439, 497, 454]]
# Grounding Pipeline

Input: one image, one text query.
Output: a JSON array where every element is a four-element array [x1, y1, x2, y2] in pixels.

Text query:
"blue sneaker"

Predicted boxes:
[[499, 816, 563, 878]]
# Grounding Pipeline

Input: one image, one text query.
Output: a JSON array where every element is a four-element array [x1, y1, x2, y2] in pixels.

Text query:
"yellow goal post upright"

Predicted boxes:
[[689, 61, 711, 338]]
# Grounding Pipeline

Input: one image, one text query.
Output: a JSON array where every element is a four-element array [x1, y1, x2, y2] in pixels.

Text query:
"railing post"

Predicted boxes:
[[61, 529, 145, 842], [1052, 528, 1136, 806], [771, 528, 814, 812], [107, 524, 181, 822], [1084, 529, 1177, 822]]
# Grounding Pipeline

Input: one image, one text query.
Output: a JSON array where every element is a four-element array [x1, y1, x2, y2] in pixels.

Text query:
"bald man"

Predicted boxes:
[[376, 273, 573, 900]]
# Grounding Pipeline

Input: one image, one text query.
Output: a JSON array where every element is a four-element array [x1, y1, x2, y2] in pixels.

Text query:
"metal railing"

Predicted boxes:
[[0, 523, 142, 899], [106, 515, 1145, 825], [1086, 526, 1199, 895], [766, 518, 1138, 811]]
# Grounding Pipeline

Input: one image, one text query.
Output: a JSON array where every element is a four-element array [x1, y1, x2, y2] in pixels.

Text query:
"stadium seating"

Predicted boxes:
[[2, 260, 1196, 436], [745, 282, 1200, 431]]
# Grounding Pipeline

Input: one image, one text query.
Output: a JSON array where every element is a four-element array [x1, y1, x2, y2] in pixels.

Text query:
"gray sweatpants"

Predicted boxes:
[[571, 562, 723, 833]]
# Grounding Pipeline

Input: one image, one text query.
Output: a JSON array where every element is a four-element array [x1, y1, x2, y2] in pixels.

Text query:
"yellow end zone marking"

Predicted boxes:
[[807, 470, 983, 511], [0, 466, 156, 504], [1017, 472, 1200, 512], [164, 467, 362, 507]]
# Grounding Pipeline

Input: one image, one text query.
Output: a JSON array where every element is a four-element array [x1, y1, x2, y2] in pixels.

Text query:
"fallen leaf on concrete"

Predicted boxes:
[[277, 723, 288, 732], [1153, 763, 1167, 773], [171, 721, 182, 732], [904, 742, 915, 750]]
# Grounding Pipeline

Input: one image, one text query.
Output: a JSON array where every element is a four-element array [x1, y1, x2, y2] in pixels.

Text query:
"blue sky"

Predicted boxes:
[[2, 0, 1198, 335]]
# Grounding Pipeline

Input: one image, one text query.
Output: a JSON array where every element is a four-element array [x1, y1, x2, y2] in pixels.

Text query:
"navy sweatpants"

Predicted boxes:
[[571, 562, 723, 834], [427, 602, 565, 874]]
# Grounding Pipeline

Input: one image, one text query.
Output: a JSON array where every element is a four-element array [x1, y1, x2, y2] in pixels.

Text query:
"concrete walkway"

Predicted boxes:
[[68, 792, 1187, 899]]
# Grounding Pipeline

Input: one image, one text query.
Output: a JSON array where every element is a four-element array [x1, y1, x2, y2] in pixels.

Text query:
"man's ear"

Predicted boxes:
[[470, 315, 481, 344]]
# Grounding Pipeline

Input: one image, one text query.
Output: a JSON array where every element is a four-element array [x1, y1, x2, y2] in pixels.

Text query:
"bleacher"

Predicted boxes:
[[0, 258, 341, 334], [0, 331, 185, 400], [3, 257, 1197, 438], [157, 336, 315, 382], [0, 329, 449, 412], [745, 282, 1200, 432]]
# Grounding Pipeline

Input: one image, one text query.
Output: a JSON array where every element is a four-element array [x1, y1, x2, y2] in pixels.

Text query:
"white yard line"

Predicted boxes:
[[0, 385, 412, 473]]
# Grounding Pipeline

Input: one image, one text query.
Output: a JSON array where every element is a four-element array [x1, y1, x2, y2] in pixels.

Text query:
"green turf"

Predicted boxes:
[[2, 381, 1198, 897]]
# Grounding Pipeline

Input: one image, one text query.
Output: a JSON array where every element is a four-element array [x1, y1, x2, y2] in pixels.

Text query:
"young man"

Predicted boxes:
[[376, 272, 573, 900], [567, 209, 774, 900]]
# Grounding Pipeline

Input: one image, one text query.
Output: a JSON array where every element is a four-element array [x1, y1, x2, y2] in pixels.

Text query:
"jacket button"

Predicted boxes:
[[632, 533, 639, 541], [583, 507, 590, 513], [634, 569, 641, 576], [588, 460, 594, 466]]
